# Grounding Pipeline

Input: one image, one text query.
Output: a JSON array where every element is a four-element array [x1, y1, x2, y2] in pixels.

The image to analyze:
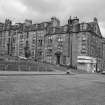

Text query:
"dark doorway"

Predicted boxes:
[[56, 54, 60, 65], [55, 52, 61, 65]]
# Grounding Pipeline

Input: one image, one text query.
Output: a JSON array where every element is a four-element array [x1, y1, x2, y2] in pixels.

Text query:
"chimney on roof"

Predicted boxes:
[[68, 16, 79, 25], [51, 17, 60, 27], [68, 16, 72, 24], [24, 19, 32, 26], [5, 19, 12, 25], [94, 17, 98, 23]]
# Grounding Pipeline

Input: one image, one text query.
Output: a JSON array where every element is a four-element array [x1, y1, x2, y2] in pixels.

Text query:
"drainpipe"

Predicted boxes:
[[70, 33, 72, 68], [68, 25, 72, 68]]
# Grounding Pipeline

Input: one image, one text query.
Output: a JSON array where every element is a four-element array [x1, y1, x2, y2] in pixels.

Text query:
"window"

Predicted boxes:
[[81, 49, 86, 54], [64, 26, 68, 32], [26, 33, 29, 38], [0, 32, 2, 37], [38, 39, 43, 46], [57, 41, 63, 50], [82, 45, 86, 50], [53, 28, 55, 33], [40, 31, 43, 35], [57, 45, 63, 51], [63, 56, 66, 65], [81, 44, 87, 54], [0, 40, 2, 45], [47, 46, 52, 49], [37, 24, 41, 29], [48, 36, 53, 44], [80, 23, 87, 31], [38, 51, 42, 56], [47, 49, 52, 56], [80, 24, 84, 31], [20, 34, 23, 39], [82, 35, 86, 41], [13, 31, 16, 35], [12, 37, 16, 43], [69, 25, 73, 32], [32, 51, 34, 56], [58, 36, 63, 42], [48, 56, 52, 63], [32, 39, 36, 44], [59, 41, 63, 45], [48, 39, 52, 44], [83, 24, 87, 30]]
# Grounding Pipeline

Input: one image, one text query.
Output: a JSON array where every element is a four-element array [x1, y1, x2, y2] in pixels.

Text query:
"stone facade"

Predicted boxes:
[[0, 16, 105, 72], [45, 25, 70, 65]]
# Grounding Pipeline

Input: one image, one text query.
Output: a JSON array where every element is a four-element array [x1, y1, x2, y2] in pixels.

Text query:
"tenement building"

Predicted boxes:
[[0, 16, 105, 72]]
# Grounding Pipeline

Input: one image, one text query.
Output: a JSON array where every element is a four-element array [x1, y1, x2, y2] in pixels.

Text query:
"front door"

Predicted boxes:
[[56, 54, 60, 65]]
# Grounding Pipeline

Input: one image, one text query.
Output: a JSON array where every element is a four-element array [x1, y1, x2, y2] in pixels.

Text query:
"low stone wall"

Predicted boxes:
[[0, 62, 53, 72]]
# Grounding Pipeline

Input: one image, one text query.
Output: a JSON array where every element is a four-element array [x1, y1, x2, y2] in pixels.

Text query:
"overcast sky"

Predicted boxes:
[[0, 0, 105, 36]]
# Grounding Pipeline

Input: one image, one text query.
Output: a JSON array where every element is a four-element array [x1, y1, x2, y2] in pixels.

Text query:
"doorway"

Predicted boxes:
[[56, 54, 60, 65], [55, 52, 61, 65]]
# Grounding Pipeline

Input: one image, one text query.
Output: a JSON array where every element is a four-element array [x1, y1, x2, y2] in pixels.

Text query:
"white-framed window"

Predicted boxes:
[[57, 36, 63, 42], [82, 35, 86, 41]]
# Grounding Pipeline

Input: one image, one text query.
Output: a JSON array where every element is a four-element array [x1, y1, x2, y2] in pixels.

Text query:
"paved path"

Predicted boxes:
[[0, 71, 70, 76]]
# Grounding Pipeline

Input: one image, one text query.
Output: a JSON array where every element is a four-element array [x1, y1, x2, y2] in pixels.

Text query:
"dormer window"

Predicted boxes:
[[80, 23, 87, 31]]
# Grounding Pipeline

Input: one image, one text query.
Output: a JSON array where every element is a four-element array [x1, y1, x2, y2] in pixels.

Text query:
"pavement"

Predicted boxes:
[[0, 71, 72, 76]]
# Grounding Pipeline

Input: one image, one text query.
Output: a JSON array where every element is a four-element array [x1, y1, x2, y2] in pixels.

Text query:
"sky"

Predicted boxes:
[[0, 0, 105, 36]]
